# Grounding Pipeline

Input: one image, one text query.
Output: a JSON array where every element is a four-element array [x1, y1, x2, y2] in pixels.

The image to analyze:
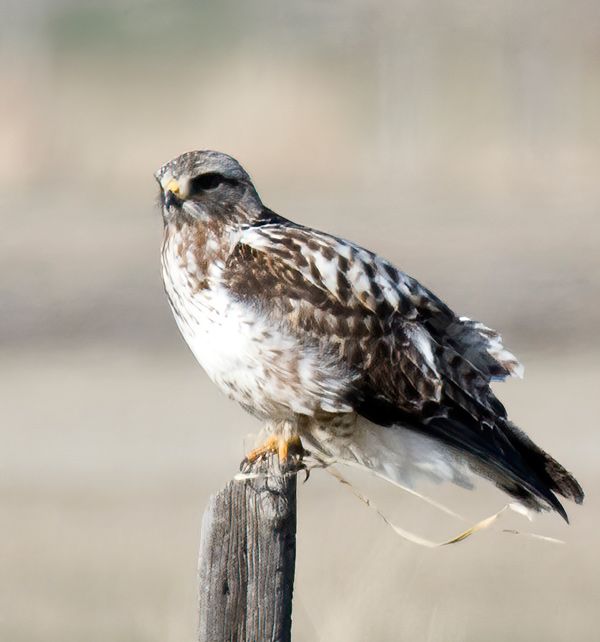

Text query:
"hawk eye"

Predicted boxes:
[[190, 172, 224, 192]]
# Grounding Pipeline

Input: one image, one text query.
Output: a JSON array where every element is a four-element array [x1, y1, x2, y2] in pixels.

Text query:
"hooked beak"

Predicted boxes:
[[164, 179, 182, 207]]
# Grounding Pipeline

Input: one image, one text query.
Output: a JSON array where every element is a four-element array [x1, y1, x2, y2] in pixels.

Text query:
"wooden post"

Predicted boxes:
[[197, 457, 298, 642]]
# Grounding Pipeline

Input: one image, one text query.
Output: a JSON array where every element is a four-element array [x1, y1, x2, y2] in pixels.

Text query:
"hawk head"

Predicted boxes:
[[155, 150, 263, 227]]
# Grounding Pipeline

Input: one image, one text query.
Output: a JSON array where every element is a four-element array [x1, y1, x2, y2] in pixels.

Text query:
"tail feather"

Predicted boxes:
[[421, 414, 584, 522], [304, 413, 583, 523]]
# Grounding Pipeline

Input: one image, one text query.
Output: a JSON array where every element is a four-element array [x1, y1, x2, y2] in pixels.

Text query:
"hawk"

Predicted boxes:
[[156, 150, 583, 521]]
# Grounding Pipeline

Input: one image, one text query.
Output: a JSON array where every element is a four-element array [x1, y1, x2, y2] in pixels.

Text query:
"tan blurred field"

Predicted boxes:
[[2, 2, 600, 641], [1, 348, 599, 642]]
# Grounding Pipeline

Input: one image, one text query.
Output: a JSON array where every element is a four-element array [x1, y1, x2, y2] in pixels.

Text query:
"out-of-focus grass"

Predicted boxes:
[[1, 348, 598, 642], [2, 2, 599, 640]]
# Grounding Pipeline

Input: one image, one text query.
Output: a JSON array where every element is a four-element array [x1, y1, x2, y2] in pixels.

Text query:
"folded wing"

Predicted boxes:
[[223, 211, 583, 519]]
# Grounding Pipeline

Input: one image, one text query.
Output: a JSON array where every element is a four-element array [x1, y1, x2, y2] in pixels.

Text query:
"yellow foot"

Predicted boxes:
[[245, 434, 304, 463]]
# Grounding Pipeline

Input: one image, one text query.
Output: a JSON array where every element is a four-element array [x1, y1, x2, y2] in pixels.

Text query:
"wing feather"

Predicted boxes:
[[222, 214, 583, 517]]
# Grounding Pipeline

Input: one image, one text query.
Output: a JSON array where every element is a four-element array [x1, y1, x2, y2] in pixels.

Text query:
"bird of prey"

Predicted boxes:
[[155, 150, 583, 521]]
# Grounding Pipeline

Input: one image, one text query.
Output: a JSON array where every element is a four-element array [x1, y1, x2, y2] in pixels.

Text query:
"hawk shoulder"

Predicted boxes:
[[222, 214, 517, 423]]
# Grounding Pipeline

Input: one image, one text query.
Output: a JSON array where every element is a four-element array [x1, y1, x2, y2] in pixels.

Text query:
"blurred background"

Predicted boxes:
[[1, 1, 599, 640]]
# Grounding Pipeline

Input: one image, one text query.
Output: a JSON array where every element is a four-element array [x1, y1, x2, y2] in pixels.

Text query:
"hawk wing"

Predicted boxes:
[[223, 211, 583, 518]]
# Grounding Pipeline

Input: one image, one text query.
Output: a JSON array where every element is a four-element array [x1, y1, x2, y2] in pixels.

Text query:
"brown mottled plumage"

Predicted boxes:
[[156, 150, 583, 521]]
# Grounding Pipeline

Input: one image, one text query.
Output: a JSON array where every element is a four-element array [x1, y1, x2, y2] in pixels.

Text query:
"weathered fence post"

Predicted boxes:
[[197, 457, 298, 642]]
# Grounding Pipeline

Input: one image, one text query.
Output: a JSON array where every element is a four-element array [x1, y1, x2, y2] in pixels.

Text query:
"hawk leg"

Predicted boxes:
[[246, 433, 304, 462]]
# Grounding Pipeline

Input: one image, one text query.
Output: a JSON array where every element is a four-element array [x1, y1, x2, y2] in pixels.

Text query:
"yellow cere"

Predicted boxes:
[[166, 179, 180, 196]]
